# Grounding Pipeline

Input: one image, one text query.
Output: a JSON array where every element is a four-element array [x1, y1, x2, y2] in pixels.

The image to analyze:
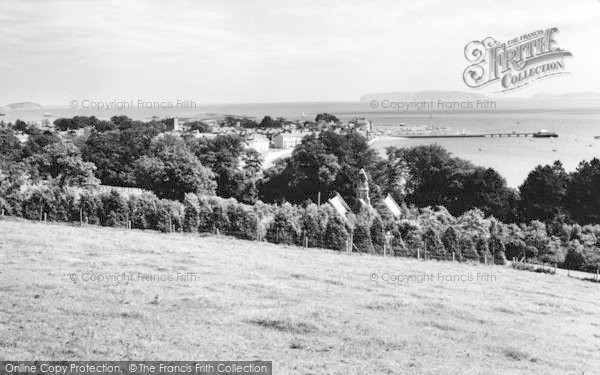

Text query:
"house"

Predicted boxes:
[[246, 134, 270, 153], [273, 132, 305, 149]]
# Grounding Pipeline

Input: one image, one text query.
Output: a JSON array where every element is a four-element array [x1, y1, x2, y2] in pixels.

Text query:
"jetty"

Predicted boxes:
[[400, 131, 557, 139]]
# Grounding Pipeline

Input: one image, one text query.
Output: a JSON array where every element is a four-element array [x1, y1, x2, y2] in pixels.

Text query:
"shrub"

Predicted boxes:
[[21, 183, 57, 221], [370, 216, 386, 254], [227, 202, 258, 240], [79, 190, 103, 224], [265, 206, 300, 245], [208, 196, 230, 234], [197, 195, 214, 233], [100, 190, 129, 227], [505, 238, 527, 260], [299, 204, 323, 247], [354, 221, 374, 253], [442, 226, 460, 259], [422, 228, 446, 259], [459, 235, 479, 262], [182, 193, 200, 232], [128, 192, 158, 229], [403, 229, 424, 257], [564, 240, 585, 271], [155, 199, 183, 232], [324, 214, 350, 251], [489, 235, 507, 265], [475, 237, 492, 264]]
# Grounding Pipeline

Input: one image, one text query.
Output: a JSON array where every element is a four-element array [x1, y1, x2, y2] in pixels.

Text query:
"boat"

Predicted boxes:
[[533, 129, 558, 138]]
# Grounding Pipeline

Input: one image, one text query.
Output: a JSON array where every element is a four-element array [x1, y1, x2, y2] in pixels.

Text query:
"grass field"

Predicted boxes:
[[1, 218, 599, 374]]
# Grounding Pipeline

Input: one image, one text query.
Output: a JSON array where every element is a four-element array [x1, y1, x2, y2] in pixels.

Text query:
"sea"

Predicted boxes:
[[2, 97, 600, 188]]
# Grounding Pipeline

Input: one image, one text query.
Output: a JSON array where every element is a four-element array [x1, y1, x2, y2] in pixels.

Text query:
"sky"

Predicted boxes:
[[1, 0, 599, 105]]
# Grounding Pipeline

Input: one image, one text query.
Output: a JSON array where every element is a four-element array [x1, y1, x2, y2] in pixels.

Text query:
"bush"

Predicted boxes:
[[208, 197, 230, 234], [370, 215, 386, 254], [505, 238, 527, 260], [227, 202, 258, 240], [459, 235, 479, 262], [197, 195, 214, 233], [21, 183, 57, 221], [155, 199, 183, 232], [475, 237, 492, 264], [354, 221, 374, 253], [128, 192, 159, 229], [299, 204, 323, 247], [182, 193, 200, 232], [422, 228, 446, 259], [489, 235, 507, 265], [564, 240, 585, 271], [265, 206, 300, 245], [442, 226, 460, 259], [100, 190, 129, 227], [324, 214, 350, 251], [80, 190, 103, 224]]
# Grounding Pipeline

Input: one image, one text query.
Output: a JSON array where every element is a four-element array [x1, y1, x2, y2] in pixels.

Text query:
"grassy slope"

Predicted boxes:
[[0, 218, 599, 374]]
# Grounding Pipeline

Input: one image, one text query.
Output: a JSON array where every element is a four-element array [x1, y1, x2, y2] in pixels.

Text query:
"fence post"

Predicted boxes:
[[1, 208, 4, 217], [39, 207, 43, 221], [554, 263, 557, 274], [43, 212, 47, 223], [417, 248, 420, 260], [304, 235, 308, 249], [79, 208, 83, 226], [452, 252, 455, 262], [168, 217, 172, 233]]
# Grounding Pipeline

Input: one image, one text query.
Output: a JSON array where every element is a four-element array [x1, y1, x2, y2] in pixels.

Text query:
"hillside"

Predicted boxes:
[[0, 218, 599, 374]]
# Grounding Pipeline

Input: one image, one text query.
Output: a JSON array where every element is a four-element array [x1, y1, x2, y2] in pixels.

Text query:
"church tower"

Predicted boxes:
[[356, 168, 371, 206]]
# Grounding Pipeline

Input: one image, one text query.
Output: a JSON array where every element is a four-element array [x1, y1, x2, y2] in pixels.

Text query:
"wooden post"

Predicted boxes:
[[345, 240, 349, 254], [79, 208, 83, 226], [304, 236, 308, 249], [216, 228, 220, 236], [417, 248, 420, 260], [554, 263, 557, 273], [43, 212, 47, 223], [1, 208, 4, 217], [317, 192, 321, 207], [168, 217, 172, 233], [39, 207, 43, 221], [452, 252, 455, 262]]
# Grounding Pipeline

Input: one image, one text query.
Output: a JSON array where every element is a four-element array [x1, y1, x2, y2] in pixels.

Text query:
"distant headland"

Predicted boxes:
[[3, 102, 43, 110], [360, 90, 489, 101]]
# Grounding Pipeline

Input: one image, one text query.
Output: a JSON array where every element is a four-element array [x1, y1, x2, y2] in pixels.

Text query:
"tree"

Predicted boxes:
[[26, 141, 99, 187], [315, 113, 339, 124], [83, 122, 162, 186], [565, 158, 600, 224], [0, 128, 22, 161], [519, 161, 569, 222], [187, 135, 260, 203], [134, 135, 216, 200]]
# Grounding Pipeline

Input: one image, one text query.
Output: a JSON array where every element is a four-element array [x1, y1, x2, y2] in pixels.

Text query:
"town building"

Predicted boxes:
[[273, 132, 305, 149]]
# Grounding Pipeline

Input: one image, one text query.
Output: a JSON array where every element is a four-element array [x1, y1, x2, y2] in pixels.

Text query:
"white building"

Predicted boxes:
[[273, 132, 305, 149], [246, 134, 270, 153]]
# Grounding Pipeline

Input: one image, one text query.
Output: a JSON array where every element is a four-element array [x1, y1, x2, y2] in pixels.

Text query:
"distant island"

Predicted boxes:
[[4, 102, 43, 110], [360, 90, 489, 101]]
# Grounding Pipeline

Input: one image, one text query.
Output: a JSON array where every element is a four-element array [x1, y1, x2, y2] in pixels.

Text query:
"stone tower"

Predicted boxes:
[[356, 168, 370, 206]]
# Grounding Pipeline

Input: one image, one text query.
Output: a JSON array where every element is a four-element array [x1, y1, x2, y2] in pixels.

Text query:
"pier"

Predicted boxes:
[[399, 132, 551, 139]]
